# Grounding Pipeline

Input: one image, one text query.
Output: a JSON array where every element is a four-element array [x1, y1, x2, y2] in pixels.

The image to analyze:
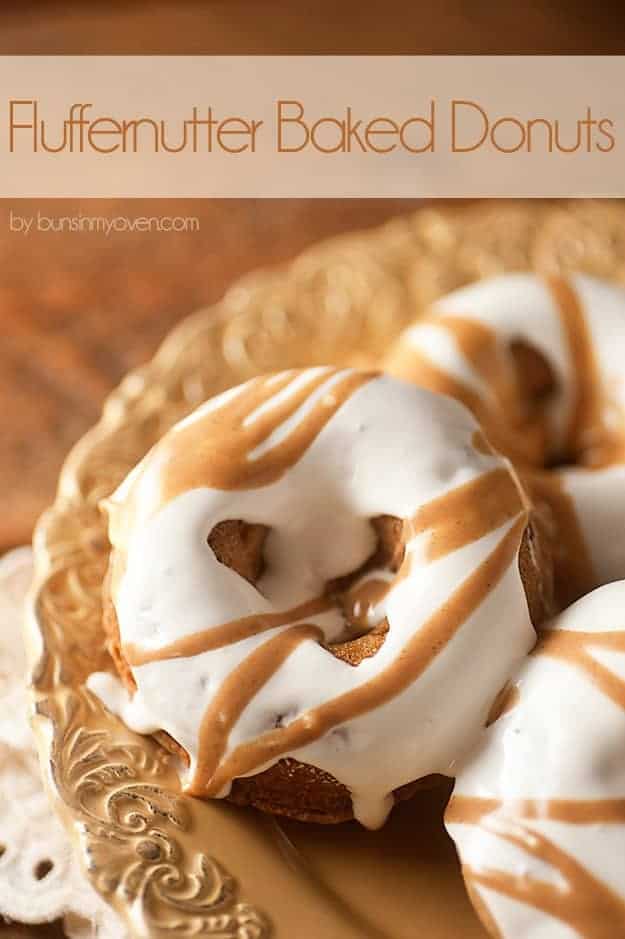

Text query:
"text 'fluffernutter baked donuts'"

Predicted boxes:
[[88, 367, 550, 828]]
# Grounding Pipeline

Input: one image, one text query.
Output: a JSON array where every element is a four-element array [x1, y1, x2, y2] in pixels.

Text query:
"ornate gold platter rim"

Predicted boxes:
[[23, 199, 625, 938]]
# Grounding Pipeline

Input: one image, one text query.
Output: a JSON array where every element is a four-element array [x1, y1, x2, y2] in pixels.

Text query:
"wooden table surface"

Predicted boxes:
[[3, 0, 625, 55], [3, 2, 625, 937]]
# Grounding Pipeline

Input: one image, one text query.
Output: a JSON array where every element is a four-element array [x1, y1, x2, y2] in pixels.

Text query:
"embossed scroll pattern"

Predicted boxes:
[[27, 200, 625, 936]]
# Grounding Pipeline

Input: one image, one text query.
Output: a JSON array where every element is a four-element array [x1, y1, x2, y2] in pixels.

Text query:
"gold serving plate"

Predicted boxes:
[[25, 201, 625, 939]]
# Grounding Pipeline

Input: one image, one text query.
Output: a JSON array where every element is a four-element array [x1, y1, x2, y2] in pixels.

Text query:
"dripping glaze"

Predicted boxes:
[[89, 368, 536, 828]]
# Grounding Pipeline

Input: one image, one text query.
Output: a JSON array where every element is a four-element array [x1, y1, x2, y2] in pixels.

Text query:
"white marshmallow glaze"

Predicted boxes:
[[89, 370, 535, 828], [446, 581, 625, 939], [89, 270, 625, 848], [393, 273, 625, 587]]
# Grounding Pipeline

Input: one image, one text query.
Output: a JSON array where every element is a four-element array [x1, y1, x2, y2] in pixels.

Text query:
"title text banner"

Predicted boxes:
[[1, 56, 623, 197]]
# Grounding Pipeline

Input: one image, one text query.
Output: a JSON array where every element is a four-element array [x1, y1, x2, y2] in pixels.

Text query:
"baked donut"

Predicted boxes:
[[446, 580, 625, 939], [88, 367, 550, 827], [385, 273, 625, 608]]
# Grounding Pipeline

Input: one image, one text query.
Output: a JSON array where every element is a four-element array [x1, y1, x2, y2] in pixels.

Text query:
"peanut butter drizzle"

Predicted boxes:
[[522, 275, 625, 607], [534, 627, 625, 711], [432, 315, 549, 464], [188, 623, 323, 797], [123, 596, 334, 666], [114, 362, 529, 803], [198, 517, 526, 797], [125, 467, 522, 670], [426, 280, 621, 469], [549, 275, 625, 467], [432, 316, 514, 406], [409, 467, 525, 562], [341, 577, 392, 631], [547, 276, 606, 463], [109, 369, 376, 554], [123, 467, 526, 795], [385, 318, 545, 466], [450, 610, 625, 938], [160, 368, 375, 497], [447, 795, 625, 939], [386, 277, 625, 607], [447, 794, 625, 827], [385, 341, 483, 418]]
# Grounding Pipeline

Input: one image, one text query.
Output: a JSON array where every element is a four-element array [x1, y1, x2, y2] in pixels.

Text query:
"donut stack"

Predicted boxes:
[[89, 271, 625, 937]]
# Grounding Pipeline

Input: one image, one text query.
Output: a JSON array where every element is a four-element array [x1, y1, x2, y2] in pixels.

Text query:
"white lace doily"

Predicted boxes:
[[0, 548, 127, 938]]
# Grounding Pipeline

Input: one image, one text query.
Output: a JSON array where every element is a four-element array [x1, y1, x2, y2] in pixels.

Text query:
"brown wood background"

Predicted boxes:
[[2, 3, 625, 935], [0, 198, 412, 549], [4, 1, 625, 55]]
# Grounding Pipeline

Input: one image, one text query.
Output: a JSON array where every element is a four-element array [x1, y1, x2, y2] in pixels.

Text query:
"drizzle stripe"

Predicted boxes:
[[535, 628, 625, 711], [189, 623, 323, 796], [463, 823, 625, 939], [161, 369, 376, 496], [125, 467, 523, 668], [410, 467, 525, 562], [447, 794, 625, 826], [201, 517, 526, 795], [547, 275, 602, 458], [123, 596, 333, 666]]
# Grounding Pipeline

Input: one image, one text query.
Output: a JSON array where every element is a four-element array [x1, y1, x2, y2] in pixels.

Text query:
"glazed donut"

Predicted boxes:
[[88, 367, 550, 827], [446, 580, 625, 939], [385, 273, 625, 608]]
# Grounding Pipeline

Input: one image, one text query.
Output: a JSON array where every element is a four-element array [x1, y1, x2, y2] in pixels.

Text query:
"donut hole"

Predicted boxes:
[[508, 339, 586, 472], [208, 515, 405, 666], [326, 516, 406, 596], [207, 520, 269, 585], [326, 515, 406, 666], [509, 339, 558, 408], [509, 339, 606, 471]]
